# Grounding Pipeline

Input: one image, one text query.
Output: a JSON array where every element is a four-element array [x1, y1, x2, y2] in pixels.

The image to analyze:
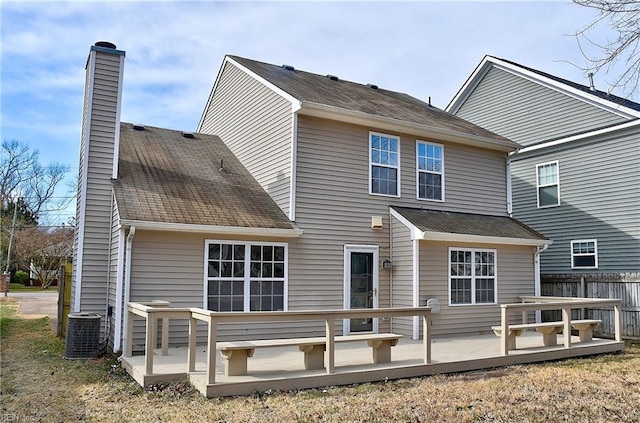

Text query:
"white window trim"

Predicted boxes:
[[536, 160, 560, 208], [448, 247, 498, 306], [369, 131, 401, 198], [203, 240, 289, 311], [415, 140, 445, 202], [571, 239, 598, 269]]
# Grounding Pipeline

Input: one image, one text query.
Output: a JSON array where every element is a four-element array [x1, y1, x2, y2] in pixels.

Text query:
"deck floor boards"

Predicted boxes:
[[121, 332, 623, 397]]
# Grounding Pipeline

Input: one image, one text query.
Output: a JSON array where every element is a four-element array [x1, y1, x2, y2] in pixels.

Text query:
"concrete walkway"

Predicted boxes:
[[5, 291, 58, 331]]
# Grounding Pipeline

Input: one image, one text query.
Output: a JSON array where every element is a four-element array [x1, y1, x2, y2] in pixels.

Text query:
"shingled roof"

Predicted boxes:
[[492, 56, 640, 113], [392, 206, 548, 245], [113, 124, 299, 232], [229, 55, 514, 145]]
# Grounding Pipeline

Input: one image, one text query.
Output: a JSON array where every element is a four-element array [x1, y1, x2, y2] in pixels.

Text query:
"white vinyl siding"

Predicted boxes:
[[204, 241, 287, 312], [448, 248, 497, 305], [390, 217, 414, 336], [416, 141, 444, 201], [107, 195, 121, 347], [536, 161, 560, 208], [198, 60, 293, 217], [369, 132, 400, 197], [418, 242, 533, 337], [571, 239, 598, 269], [127, 231, 299, 350], [511, 130, 640, 274], [454, 66, 628, 147], [73, 48, 123, 333]]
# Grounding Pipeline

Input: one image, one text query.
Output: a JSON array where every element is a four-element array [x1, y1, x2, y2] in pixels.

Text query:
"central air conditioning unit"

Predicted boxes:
[[64, 313, 102, 359]]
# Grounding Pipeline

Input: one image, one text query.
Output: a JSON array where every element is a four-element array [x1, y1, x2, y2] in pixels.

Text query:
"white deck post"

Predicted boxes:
[[614, 302, 622, 342], [161, 317, 169, 356], [125, 307, 133, 357], [562, 307, 572, 348], [500, 306, 509, 356], [207, 316, 217, 385], [187, 316, 197, 373], [145, 312, 157, 375], [422, 312, 431, 363], [326, 317, 335, 374]]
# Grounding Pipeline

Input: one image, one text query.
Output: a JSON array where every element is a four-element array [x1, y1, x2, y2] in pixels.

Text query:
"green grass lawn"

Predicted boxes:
[[1, 296, 639, 422]]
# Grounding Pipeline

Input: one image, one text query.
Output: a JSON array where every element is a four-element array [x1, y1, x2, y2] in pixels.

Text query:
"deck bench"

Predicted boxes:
[[217, 333, 402, 376], [491, 319, 602, 349], [571, 319, 601, 342]]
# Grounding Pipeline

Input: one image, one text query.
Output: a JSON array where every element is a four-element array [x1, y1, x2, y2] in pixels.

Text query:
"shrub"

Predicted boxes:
[[14, 270, 29, 286]]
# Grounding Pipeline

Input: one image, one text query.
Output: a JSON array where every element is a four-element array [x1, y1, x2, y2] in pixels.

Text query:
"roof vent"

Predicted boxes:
[[326, 74, 339, 81], [367, 83, 379, 90], [588, 72, 596, 91], [282, 64, 295, 71], [182, 131, 194, 139], [95, 41, 117, 49], [132, 124, 145, 131]]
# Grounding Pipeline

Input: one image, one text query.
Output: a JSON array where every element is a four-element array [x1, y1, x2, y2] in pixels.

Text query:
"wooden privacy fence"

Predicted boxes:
[[541, 273, 640, 338]]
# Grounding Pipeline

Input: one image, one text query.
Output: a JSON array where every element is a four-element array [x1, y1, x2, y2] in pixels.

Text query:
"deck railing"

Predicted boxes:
[[125, 303, 432, 383], [497, 296, 623, 355], [125, 301, 192, 375], [188, 307, 432, 384]]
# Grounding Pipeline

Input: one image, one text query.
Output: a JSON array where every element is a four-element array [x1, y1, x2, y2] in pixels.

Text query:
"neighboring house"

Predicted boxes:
[[447, 56, 640, 336], [72, 43, 549, 352]]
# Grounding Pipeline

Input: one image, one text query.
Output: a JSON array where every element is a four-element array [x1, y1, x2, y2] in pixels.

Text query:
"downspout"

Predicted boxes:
[[412, 239, 420, 340], [506, 155, 513, 217], [118, 226, 136, 360], [113, 227, 126, 352], [534, 244, 549, 322]]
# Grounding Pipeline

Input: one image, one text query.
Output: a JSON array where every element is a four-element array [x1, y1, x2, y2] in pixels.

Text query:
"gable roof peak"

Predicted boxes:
[[482, 56, 640, 115], [220, 54, 517, 151]]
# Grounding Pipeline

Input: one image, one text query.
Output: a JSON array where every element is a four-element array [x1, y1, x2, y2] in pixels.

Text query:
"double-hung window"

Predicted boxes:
[[416, 141, 444, 201], [206, 241, 287, 312], [449, 248, 497, 305], [370, 132, 400, 197], [571, 240, 598, 269], [536, 161, 560, 208]]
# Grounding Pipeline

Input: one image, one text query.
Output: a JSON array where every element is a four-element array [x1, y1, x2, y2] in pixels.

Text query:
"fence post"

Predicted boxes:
[[614, 302, 622, 342]]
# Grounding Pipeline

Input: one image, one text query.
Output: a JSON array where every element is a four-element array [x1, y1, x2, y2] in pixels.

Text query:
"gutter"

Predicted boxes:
[[119, 226, 136, 360], [119, 219, 303, 238], [299, 101, 519, 152], [514, 119, 640, 156]]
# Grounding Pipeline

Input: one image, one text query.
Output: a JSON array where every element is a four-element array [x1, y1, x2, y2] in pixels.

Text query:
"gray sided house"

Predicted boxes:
[[447, 56, 640, 336], [72, 43, 549, 353]]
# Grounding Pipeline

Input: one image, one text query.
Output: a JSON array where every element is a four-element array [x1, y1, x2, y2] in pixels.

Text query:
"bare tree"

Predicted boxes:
[[13, 225, 73, 288], [0, 139, 71, 220], [573, 0, 640, 98]]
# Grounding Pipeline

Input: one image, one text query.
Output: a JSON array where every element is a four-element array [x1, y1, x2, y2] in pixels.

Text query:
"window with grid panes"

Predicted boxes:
[[206, 242, 286, 312], [449, 248, 496, 305]]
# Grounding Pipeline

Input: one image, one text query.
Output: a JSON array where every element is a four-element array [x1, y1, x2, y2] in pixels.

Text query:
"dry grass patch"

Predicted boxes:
[[1, 296, 639, 422]]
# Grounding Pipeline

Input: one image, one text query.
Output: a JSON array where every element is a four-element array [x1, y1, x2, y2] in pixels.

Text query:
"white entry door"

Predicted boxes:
[[343, 245, 379, 334]]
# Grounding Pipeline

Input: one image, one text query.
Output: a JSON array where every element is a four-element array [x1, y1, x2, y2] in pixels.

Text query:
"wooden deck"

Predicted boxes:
[[120, 298, 624, 397], [120, 332, 624, 398]]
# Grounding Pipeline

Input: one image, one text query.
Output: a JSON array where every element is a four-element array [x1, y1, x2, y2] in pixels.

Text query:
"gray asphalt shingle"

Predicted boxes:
[[113, 123, 297, 230]]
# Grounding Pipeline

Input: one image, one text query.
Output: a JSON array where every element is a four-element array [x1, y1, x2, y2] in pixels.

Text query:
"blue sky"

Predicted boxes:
[[0, 1, 631, 224]]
